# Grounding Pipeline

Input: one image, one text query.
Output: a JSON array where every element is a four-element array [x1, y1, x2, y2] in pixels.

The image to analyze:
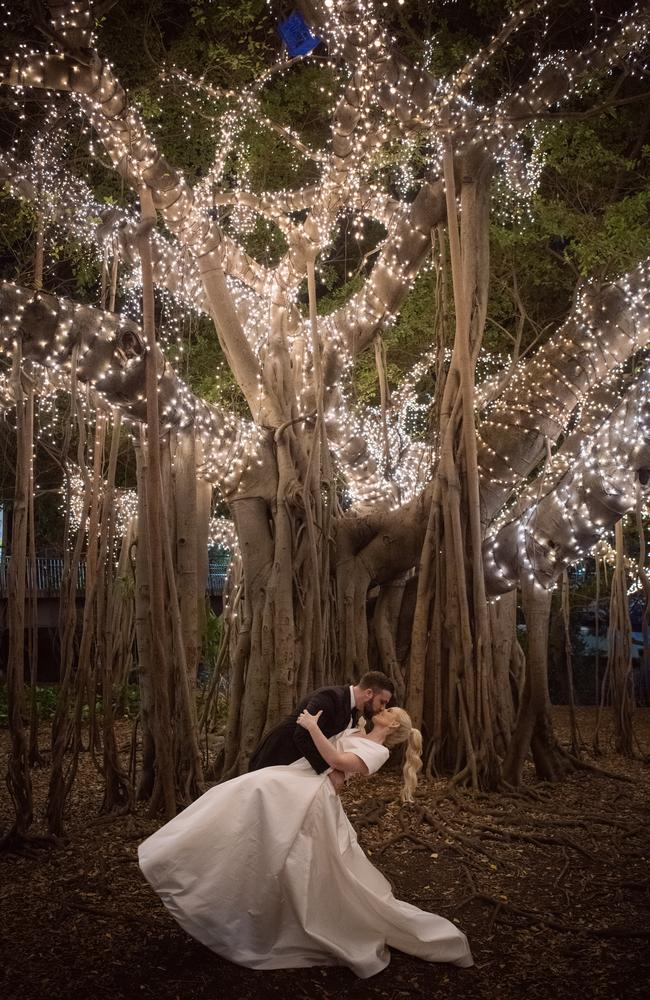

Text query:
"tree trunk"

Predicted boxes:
[[195, 464, 212, 667], [137, 191, 205, 812], [406, 147, 500, 789], [133, 441, 155, 802], [489, 590, 520, 754], [111, 519, 137, 697], [373, 577, 409, 704], [173, 428, 200, 683], [98, 413, 133, 814], [503, 578, 573, 784], [47, 373, 94, 836], [220, 496, 274, 776], [137, 190, 176, 819], [26, 374, 41, 768], [2, 341, 34, 846], [601, 520, 635, 755]]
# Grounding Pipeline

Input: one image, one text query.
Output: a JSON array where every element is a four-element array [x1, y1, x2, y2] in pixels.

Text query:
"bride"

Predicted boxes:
[[138, 705, 473, 978]]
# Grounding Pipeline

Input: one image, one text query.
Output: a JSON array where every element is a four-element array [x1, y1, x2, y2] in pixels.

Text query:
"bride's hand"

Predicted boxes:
[[297, 708, 322, 731]]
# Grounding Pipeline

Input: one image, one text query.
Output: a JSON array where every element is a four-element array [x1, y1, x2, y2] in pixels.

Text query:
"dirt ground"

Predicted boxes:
[[1, 706, 649, 1000]]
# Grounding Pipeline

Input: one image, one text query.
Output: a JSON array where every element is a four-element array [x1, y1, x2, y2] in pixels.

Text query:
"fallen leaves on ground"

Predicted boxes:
[[1, 706, 648, 1000]]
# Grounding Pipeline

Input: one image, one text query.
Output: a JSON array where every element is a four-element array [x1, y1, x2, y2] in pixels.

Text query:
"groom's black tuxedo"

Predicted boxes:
[[248, 685, 358, 774]]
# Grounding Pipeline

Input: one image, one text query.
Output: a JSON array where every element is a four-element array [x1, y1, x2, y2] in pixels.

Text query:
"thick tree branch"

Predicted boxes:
[[479, 260, 650, 524], [0, 49, 269, 414], [0, 282, 270, 497], [486, 371, 650, 593]]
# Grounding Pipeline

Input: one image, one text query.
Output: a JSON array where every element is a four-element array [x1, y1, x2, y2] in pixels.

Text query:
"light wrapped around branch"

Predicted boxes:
[[0, 282, 268, 497], [479, 258, 650, 523], [485, 371, 650, 594]]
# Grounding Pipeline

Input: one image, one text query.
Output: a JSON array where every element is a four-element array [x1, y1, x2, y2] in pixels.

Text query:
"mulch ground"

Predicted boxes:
[[1, 706, 649, 1000]]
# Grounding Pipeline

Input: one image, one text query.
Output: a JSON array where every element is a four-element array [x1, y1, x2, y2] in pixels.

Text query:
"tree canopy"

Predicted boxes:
[[1, 0, 650, 824]]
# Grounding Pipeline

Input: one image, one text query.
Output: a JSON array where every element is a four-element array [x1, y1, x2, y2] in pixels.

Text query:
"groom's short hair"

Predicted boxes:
[[359, 671, 394, 697]]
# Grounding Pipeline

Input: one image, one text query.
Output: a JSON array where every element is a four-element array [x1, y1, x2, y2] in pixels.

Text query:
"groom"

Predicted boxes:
[[248, 671, 395, 775]]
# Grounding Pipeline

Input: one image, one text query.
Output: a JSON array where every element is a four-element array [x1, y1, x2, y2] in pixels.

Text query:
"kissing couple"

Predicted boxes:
[[138, 670, 473, 978]]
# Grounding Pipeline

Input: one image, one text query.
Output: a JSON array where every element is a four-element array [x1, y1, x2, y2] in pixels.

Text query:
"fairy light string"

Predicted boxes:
[[0, 0, 649, 590]]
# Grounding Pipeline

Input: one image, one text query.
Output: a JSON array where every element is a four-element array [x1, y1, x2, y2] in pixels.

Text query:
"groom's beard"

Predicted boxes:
[[362, 704, 376, 720]]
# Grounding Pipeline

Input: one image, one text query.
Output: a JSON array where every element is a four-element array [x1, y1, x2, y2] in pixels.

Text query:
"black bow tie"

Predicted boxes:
[[351, 707, 359, 726]]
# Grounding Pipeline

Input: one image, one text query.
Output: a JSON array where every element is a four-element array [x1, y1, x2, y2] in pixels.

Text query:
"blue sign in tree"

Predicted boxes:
[[277, 11, 320, 57]]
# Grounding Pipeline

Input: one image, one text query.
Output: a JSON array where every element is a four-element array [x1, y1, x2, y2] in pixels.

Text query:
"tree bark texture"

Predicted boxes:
[[2, 341, 34, 844]]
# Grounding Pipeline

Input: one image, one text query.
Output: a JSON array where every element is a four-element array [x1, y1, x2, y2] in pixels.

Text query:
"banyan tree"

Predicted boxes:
[[1, 0, 650, 839]]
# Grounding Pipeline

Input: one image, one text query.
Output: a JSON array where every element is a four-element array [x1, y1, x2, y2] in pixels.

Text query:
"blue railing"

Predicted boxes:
[[0, 555, 229, 597]]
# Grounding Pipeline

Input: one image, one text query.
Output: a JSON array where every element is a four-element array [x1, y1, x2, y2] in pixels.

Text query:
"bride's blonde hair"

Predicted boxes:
[[383, 707, 423, 803]]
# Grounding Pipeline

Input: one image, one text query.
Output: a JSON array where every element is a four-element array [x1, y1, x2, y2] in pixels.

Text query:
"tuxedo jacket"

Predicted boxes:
[[248, 685, 358, 774]]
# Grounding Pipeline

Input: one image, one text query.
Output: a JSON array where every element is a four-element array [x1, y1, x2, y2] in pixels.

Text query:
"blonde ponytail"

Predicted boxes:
[[382, 708, 423, 802], [400, 727, 422, 803]]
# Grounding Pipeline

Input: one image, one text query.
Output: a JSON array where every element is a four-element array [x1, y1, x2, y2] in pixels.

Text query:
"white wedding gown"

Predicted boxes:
[[138, 731, 473, 978]]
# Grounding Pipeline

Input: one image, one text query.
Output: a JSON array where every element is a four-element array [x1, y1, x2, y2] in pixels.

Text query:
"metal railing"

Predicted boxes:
[[0, 555, 229, 597], [208, 554, 230, 595], [0, 556, 85, 595]]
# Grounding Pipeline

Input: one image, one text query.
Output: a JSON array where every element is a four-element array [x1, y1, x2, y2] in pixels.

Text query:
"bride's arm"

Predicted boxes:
[[296, 710, 369, 775]]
